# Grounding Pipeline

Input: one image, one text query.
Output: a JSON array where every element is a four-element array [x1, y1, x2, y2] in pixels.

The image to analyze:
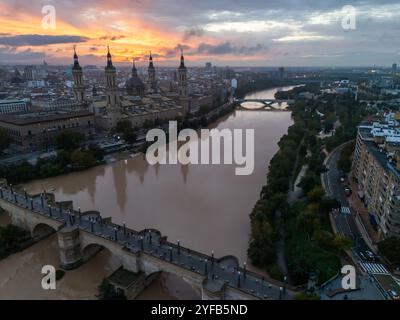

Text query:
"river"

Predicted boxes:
[[0, 86, 296, 299]]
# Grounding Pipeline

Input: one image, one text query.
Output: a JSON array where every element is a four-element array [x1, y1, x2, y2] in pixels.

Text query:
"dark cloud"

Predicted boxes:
[[98, 35, 126, 41], [182, 26, 204, 41], [0, 34, 89, 46], [0, 47, 44, 63], [162, 44, 192, 58], [197, 42, 265, 55]]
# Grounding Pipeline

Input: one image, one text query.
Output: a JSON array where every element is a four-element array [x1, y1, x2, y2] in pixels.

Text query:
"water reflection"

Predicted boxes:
[[24, 110, 293, 265]]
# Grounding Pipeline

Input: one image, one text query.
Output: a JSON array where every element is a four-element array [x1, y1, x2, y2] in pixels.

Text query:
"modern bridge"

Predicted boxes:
[[235, 98, 294, 111], [0, 183, 297, 300]]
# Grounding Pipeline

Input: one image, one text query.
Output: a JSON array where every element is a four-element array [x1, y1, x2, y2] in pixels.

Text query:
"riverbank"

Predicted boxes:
[[247, 85, 370, 287]]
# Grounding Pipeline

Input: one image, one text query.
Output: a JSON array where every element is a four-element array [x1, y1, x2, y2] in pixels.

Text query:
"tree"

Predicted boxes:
[[0, 225, 31, 259], [330, 235, 352, 251], [307, 186, 325, 202], [70, 149, 96, 169], [0, 128, 10, 153], [248, 219, 276, 267], [115, 120, 137, 144], [337, 142, 355, 173], [54, 131, 84, 150], [378, 237, 400, 263], [319, 197, 341, 214], [88, 144, 105, 161]]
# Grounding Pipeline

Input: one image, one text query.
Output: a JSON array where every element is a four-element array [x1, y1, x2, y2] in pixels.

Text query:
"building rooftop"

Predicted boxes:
[[0, 110, 94, 125]]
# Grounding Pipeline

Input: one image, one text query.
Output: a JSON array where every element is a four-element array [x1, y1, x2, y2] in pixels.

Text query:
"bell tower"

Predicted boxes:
[[72, 46, 85, 106], [104, 46, 121, 128], [178, 50, 188, 98], [105, 46, 120, 109], [147, 52, 156, 91]]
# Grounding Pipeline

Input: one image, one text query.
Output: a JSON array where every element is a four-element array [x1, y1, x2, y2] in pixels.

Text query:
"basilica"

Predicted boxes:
[[72, 46, 189, 130]]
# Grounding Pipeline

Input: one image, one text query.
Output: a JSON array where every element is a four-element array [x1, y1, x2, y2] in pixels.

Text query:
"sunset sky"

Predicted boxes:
[[0, 0, 400, 67]]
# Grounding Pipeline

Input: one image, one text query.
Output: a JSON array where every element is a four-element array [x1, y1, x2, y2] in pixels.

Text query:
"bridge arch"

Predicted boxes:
[[82, 243, 107, 262], [32, 223, 56, 240]]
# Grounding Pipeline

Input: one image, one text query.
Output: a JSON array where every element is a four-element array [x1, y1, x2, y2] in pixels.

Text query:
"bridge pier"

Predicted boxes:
[[58, 226, 83, 270]]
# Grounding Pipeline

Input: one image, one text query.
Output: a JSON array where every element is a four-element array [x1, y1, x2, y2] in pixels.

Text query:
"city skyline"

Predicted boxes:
[[0, 1, 400, 67]]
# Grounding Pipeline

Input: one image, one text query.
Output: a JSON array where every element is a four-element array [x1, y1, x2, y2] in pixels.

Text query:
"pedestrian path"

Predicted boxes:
[[341, 206, 351, 215]]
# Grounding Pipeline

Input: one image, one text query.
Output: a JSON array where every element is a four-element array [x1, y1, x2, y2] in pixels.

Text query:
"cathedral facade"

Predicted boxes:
[[72, 47, 189, 131]]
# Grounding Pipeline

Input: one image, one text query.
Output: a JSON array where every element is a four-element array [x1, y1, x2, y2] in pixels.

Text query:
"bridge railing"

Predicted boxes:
[[0, 185, 299, 296]]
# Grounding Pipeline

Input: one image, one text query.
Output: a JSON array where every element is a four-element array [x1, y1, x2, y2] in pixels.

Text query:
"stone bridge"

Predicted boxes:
[[0, 184, 296, 300]]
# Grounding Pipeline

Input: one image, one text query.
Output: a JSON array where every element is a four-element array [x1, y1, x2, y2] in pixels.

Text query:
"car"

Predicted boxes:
[[344, 187, 352, 196], [365, 251, 376, 260], [388, 290, 400, 300]]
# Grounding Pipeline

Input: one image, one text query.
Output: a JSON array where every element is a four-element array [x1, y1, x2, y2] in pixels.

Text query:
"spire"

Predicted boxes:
[[73, 45, 81, 70], [149, 51, 154, 69], [106, 45, 114, 69], [132, 58, 138, 77], [179, 49, 186, 69]]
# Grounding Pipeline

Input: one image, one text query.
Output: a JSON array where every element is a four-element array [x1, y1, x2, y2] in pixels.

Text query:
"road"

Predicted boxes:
[[322, 144, 373, 260], [0, 185, 295, 300]]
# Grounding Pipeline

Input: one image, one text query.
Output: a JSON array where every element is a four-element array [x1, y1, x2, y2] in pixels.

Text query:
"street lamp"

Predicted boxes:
[[48, 205, 52, 217], [243, 262, 247, 279], [177, 240, 180, 256], [204, 259, 208, 276]]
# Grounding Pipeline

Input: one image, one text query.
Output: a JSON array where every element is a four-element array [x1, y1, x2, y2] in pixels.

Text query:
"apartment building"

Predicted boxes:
[[352, 112, 400, 238]]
